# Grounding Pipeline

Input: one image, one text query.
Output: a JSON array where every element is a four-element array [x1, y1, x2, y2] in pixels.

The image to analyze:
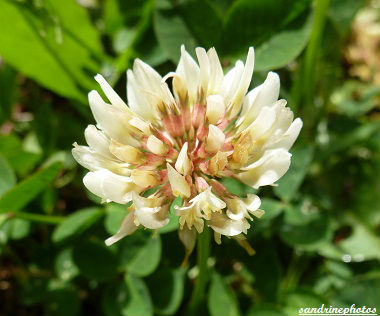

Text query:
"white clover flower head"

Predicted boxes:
[[72, 46, 302, 255]]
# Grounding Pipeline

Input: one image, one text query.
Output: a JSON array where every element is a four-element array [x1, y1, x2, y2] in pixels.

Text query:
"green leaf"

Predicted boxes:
[[123, 274, 153, 316], [52, 207, 103, 243], [208, 272, 240, 316], [118, 230, 162, 277], [331, 81, 380, 117], [7, 218, 31, 240], [158, 197, 181, 234], [246, 241, 282, 302], [260, 198, 284, 220], [44, 286, 81, 316], [222, 0, 310, 56], [104, 203, 128, 235], [247, 304, 283, 316], [73, 239, 119, 281], [331, 274, 380, 310], [147, 268, 186, 315], [102, 274, 153, 316], [0, 154, 16, 196], [54, 247, 80, 282], [0, 134, 41, 176], [220, 177, 256, 197], [328, 0, 366, 35], [0, 0, 102, 100], [283, 289, 325, 316], [154, 0, 197, 62], [274, 145, 314, 202], [0, 65, 18, 124], [254, 13, 313, 72], [338, 218, 380, 261], [0, 162, 62, 214], [279, 203, 333, 250], [178, 0, 223, 48], [320, 121, 379, 159]]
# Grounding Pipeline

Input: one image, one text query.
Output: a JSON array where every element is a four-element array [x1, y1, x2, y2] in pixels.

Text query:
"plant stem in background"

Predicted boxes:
[[187, 225, 211, 315], [10, 212, 64, 224], [292, 0, 330, 135]]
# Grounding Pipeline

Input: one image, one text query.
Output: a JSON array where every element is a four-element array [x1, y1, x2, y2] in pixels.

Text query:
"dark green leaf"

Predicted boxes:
[[52, 207, 103, 243], [102, 273, 153, 316], [104, 203, 128, 235], [154, 0, 197, 62], [44, 286, 81, 316], [331, 274, 380, 310], [274, 145, 314, 201], [118, 230, 162, 277], [279, 203, 333, 249], [73, 239, 119, 281], [158, 197, 181, 234], [254, 13, 313, 72], [208, 272, 240, 316], [147, 268, 185, 315], [0, 162, 62, 213], [0, 154, 16, 196], [222, 0, 310, 56]]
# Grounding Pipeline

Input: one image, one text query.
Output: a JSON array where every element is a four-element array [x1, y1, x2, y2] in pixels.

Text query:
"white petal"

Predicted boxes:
[[206, 94, 225, 124], [83, 169, 139, 204], [205, 125, 225, 153], [175, 45, 200, 102], [228, 47, 255, 118], [244, 194, 261, 212], [266, 118, 303, 151], [196, 47, 210, 94], [175, 142, 191, 175], [238, 72, 280, 130], [208, 212, 250, 236], [105, 211, 138, 246], [246, 106, 276, 140], [222, 60, 244, 105], [146, 135, 168, 156], [237, 149, 292, 189], [94, 74, 127, 109], [226, 198, 246, 220], [83, 171, 104, 199], [84, 125, 112, 158], [135, 205, 169, 229], [72, 145, 131, 175], [167, 163, 191, 198], [207, 48, 224, 94], [240, 85, 262, 117], [127, 70, 151, 120], [109, 140, 144, 164], [88, 90, 137, 146]]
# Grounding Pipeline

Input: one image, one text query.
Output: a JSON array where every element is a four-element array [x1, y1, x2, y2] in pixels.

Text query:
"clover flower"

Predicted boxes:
[[72, 46, 302, 255]]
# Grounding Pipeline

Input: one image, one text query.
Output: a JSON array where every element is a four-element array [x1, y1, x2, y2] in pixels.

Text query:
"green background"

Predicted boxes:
[[0, 0, 379, 315]]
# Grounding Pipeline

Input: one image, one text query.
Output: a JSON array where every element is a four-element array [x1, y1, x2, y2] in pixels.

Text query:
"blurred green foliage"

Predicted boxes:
[[0, 0, 379, 315]]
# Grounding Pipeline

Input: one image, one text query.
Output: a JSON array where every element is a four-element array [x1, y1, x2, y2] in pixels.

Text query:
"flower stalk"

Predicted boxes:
[[188, 225, 211, 315]]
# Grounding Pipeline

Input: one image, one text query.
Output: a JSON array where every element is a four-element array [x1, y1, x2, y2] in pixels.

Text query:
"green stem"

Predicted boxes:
[[282, 251, 308, 295], [188, 226, 211, 315], [291, 0, 330, 128], [9, 212, 64, 224], [302, 0, 331, 135]]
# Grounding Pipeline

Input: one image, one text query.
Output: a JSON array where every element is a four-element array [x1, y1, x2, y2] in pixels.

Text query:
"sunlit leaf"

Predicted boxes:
[[208, 272, 240, 316], [52, 207, 103, 243], [0, 162, 62, 213]]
